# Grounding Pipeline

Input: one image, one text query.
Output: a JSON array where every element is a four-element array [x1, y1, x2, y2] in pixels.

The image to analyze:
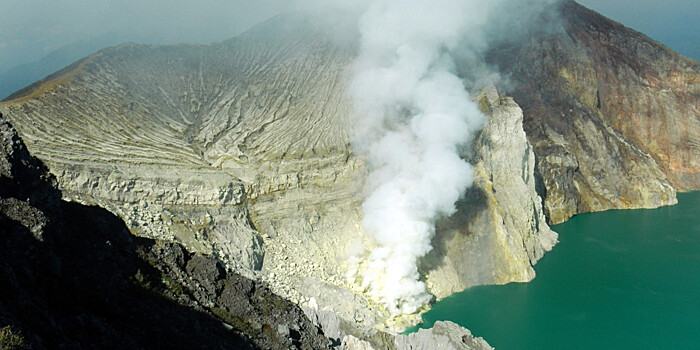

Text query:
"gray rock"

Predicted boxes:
[[302, 304, 494, 350], [342, 335, 375, 350], [1, 112, 329, 349], [0, 28, 557, 328], [422, 88, 558, 297], [394, 321, 493, 350]]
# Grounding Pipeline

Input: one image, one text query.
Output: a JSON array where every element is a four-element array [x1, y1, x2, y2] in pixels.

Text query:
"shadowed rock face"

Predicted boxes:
[[487, 0, 699, 224], [0, 113, 330, 350], [422, 89, 557, 298], [0, 1, 697, 337]]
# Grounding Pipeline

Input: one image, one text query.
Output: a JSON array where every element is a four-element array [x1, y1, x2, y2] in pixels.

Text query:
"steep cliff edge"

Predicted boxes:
[[422, 89, 557, 298], [487, 0, 699, 224]]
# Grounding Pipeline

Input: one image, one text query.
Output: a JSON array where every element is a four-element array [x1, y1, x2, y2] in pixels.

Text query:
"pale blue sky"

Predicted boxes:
[[0, 0, 294, 73], [577, 0, 700, 60]]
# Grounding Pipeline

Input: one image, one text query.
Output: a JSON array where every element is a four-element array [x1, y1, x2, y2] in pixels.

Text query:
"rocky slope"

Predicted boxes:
[[0, 113, 330, 349], [0, 0, 697, 344], [487, 0, 699, 224], [302, 306, 493, 350], [0, 12, 558, 334]]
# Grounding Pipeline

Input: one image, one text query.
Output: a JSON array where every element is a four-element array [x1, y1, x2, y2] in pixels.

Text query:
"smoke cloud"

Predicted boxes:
[[346, 0, 559, 315], [347, 0, 486, 316]]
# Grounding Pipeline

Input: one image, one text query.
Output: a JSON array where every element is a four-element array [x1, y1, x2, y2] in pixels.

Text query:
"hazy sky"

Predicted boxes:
[[577, 0, 700, 60], [0, 0, 292, 72], [0, 0, 698, 73]]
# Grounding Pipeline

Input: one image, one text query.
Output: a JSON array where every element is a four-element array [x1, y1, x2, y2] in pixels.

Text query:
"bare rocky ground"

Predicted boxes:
[[0, 113, 330, 349], [1, 112, 493, 349], [0, 18, 561, 333]]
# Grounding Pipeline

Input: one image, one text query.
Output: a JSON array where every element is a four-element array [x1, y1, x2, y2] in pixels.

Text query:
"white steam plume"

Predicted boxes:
[[347, 0, 490, 316], [344, 0, 562, 316]]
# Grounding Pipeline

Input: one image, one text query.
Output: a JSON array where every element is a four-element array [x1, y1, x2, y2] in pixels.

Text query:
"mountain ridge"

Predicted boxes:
[[486, 0, 698, 223]]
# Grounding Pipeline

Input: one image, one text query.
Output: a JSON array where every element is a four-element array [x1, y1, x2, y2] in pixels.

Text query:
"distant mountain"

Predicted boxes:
[[0, 36, 125, 100]]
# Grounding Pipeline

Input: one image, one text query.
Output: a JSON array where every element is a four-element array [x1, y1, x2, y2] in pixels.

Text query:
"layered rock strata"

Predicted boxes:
[[421, 89, 557, 298], [2, 105, 496, 349], [487, 0, 699, 223]]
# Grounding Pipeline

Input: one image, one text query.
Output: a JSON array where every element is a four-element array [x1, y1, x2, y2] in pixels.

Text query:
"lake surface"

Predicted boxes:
[[409, 192, 700, 349]]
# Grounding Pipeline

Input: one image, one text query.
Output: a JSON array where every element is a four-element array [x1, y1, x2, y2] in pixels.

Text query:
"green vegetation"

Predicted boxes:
[[0, 326, 28, 350], [129, 268, 153, 291], [130, 267, 187, 301], [210, 307, 260, 337], [260, 292, 289, 314], [160, 272, 184, 296]]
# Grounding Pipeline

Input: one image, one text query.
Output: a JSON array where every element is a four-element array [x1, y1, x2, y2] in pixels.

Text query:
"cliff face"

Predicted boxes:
[[0, 17, 355, 278], [0, 1, 697, 338], [0, 113, 330, 349], [487, 1, 699, 224], [422, 89, 557, 298]]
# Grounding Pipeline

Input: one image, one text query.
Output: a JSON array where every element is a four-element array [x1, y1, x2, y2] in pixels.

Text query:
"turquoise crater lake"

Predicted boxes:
[[409, 192, 700, 349]]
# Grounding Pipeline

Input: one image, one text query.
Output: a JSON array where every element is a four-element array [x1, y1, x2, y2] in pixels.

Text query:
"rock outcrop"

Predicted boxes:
[[422, 89, 557, 298], [0, 113, 330, 349], [487, 0, 699, 224], [394, 321, 493, 350], [301, 304, 493, 350], [337, 321, 494, 350]]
